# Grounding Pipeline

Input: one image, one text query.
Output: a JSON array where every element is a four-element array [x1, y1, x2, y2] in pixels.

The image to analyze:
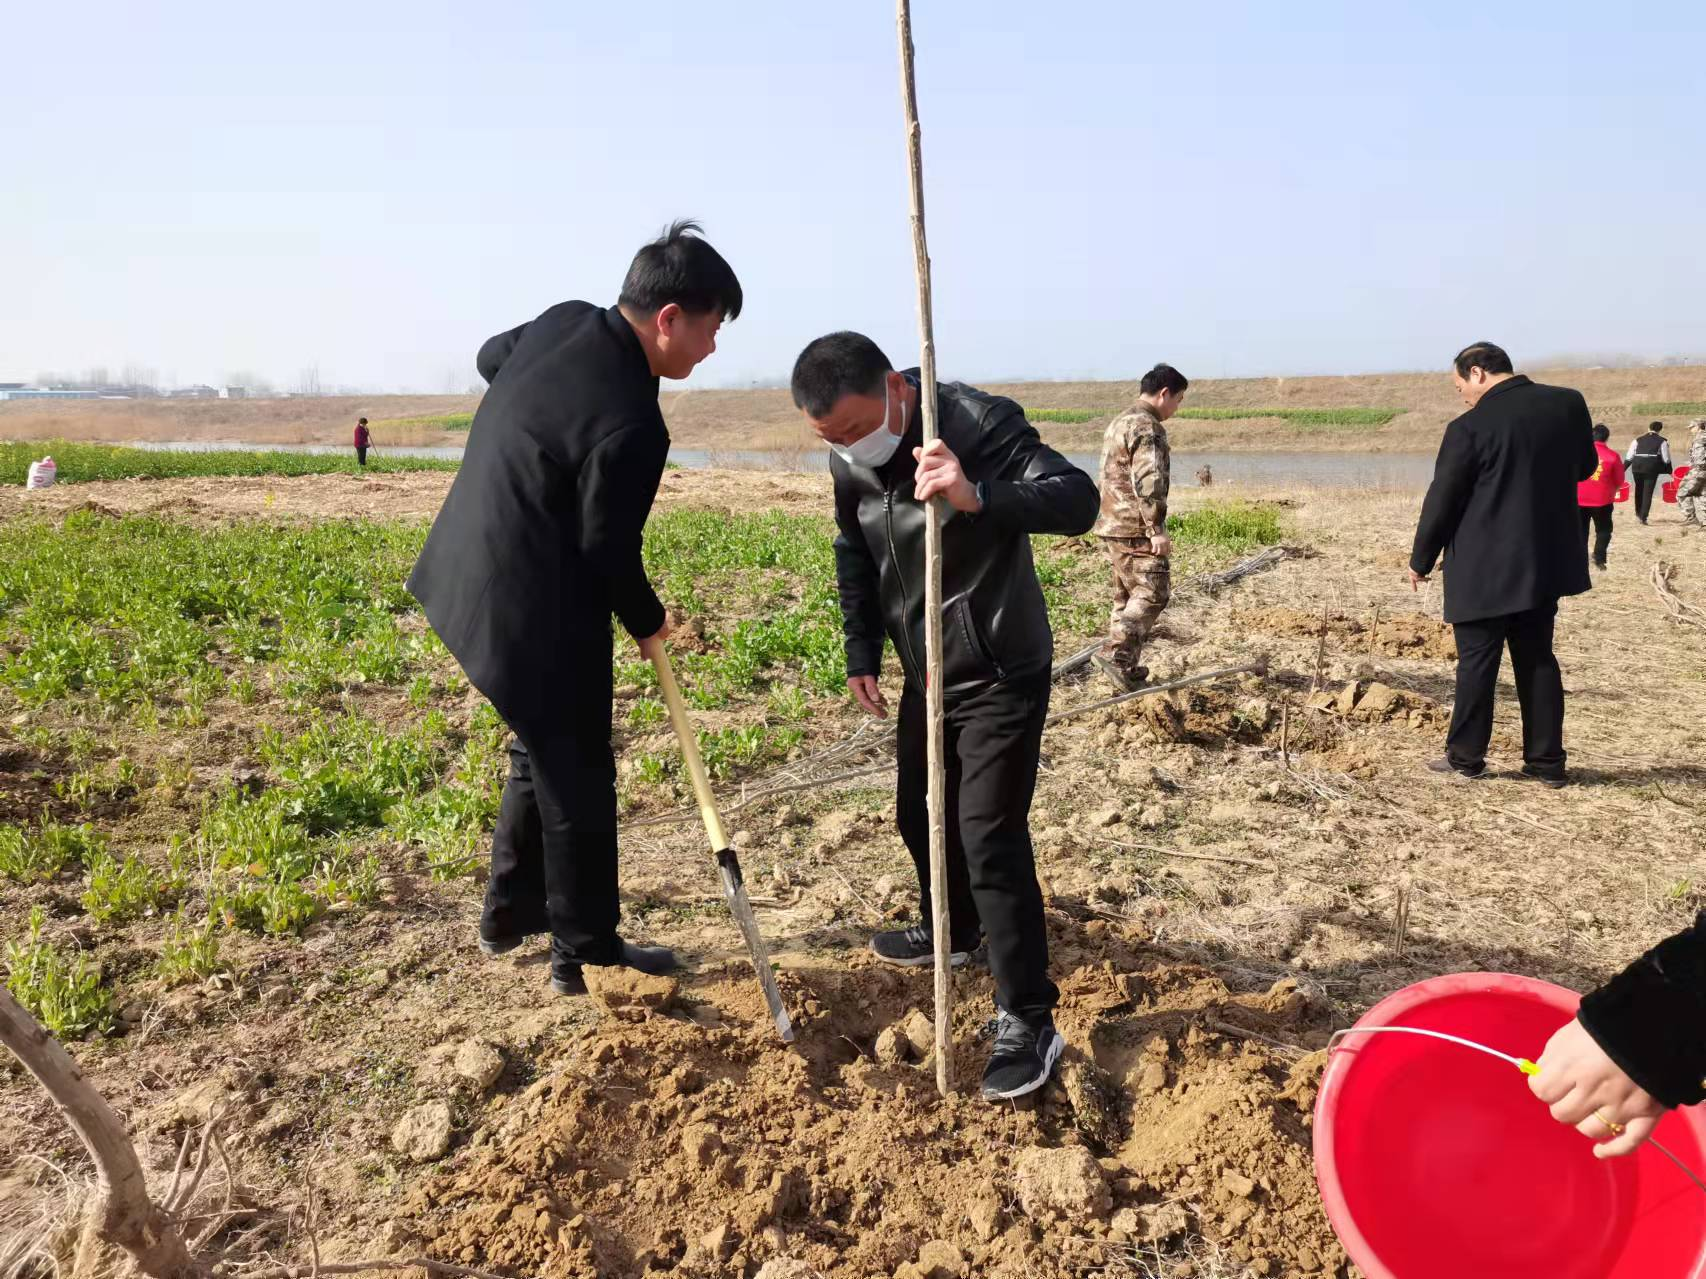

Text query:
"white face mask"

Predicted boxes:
[[831, 382, 906, 469]]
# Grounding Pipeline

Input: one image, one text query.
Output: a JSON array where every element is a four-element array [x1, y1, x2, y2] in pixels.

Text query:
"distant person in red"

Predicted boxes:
[[354, 417, 372, 467], [1577, 424, 1625, 570]]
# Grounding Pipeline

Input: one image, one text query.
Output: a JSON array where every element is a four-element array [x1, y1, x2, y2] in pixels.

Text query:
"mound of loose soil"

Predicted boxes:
[[397, 923, 1349, 1278], [1233, 607, 1455, 661]]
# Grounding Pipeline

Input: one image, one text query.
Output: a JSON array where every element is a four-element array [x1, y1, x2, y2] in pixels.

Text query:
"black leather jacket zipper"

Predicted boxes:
[[883, 487, 922, 681]]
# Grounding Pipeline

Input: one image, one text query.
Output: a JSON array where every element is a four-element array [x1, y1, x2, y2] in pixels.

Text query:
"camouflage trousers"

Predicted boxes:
[[1097, 539, 1171, 675], [1681, 472, 1706, 524]]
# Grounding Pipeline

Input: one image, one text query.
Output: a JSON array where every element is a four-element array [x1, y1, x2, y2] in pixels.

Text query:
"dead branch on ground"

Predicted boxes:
[[1652, 560, 1706, 629], [1188, 544, 1316, 594], [0, 989, 535, 1279]]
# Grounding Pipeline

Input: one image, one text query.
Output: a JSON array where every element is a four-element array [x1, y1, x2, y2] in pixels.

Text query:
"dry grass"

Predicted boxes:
[[7, 365, 1701, 458]]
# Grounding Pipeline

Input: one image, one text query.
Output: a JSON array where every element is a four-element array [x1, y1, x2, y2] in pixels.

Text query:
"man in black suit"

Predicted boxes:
[[1410, 342, 1597, 788], [407, 221, 742, 994]]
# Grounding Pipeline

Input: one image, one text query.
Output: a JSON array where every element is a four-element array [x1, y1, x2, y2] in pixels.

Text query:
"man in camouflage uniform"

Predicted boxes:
[[1091, 364, 1189, 690], [1680, 419, 1706, 528]]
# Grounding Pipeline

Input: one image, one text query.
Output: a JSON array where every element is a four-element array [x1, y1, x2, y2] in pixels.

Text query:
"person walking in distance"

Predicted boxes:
[[407, 221, 742, 996], [791, 331, 1099, 1100], [1577, 424, 1625, 569], [1091, 364, 1188, 691], [1624, 421, 1672, 524], [1678, 418, 1706, 528], [1410, 342, 1597, 788], [353, 417, 372, 467]]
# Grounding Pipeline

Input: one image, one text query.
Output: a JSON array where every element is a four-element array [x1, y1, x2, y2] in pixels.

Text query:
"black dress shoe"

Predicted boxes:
[[1520, 764, 1568, 790], [550, 966, 588, 997], [615, 939, 680, 974]]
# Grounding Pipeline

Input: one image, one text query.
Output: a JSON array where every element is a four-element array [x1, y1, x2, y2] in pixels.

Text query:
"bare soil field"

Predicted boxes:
[[5, 365, 1703, 457], [3, 472, 1705, 1279]]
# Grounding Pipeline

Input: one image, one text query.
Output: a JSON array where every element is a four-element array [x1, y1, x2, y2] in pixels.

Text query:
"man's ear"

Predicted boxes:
[[654, 302, 682, 339]]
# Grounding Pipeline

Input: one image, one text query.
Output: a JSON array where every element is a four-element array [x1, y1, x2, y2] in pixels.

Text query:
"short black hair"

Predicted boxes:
[[1593, 424, 1610, 442], [1650, 420, 1664, 432], [1140, 363, 1189, 397], [1453, 342, 1514, 378], [358, 417, 367, 425], [618, 219, 743, 321], [790, 332, 894, 418]]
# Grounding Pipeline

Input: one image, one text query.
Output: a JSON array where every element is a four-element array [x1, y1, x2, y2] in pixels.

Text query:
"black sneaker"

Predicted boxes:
[[1426, 757, 1486, 780], [1520, 765, 1568, 790], [980, 1013, 1064, 1101], [479, 933, 529, 957], [870, 925, 976, 969]]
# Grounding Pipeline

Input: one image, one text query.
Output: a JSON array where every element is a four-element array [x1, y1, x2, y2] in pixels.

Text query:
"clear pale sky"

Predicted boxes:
[[4, 1, 1704, 391]]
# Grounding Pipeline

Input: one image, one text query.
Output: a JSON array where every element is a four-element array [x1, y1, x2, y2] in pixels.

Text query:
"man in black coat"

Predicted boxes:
[[1409, 342, 1597, 787], [407, 221, 742, 994], [791, 331, 1100, 1102]]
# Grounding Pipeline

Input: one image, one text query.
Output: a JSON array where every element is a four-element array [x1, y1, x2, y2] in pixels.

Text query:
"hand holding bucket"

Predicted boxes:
[[1313, 973, 1706, 1279]]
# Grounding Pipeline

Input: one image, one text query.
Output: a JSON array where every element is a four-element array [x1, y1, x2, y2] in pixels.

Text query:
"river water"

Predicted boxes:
[[126, 440, 1435, 489]]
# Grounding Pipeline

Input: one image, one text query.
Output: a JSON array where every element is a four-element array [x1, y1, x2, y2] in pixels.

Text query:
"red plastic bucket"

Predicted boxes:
[[1615, 481, 1631, 503], [1664, 465, 1692, 503], [1315, 973, 1706, 1278]]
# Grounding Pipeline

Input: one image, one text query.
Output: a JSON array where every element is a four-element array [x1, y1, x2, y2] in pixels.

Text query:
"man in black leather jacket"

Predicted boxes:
[[790, 331, 1099, 1101]]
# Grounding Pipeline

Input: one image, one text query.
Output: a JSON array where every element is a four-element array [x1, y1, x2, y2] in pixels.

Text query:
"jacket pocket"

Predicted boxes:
[[950, 598, 1005, 684]]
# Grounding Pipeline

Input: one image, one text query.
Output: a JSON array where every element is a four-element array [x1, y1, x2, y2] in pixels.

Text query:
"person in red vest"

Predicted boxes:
[[1577, 424, 1625, 570], [353, 417, 372, 467]]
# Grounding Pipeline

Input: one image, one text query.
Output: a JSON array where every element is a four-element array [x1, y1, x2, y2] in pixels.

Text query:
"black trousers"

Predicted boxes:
[[1632, 471, 1661, 521], [896, 671, 1058, 1025], [1447, 603, 1566, 777], [484, 630, 621, 968], [356, 445, 368, 466], [1579, 504, 1612, 566]]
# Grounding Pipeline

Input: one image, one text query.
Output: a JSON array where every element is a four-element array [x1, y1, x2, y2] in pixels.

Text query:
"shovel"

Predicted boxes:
[[650, 646, 795, 1043]]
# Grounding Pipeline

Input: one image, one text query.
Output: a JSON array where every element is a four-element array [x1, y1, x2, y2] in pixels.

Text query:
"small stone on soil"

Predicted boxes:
[[1014, 1145, 1110, 1216], [391, 1101, 452, 1162], [453, 1038, 505, 1092]]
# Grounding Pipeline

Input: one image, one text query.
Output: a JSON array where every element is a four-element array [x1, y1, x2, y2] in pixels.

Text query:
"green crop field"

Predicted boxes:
[[0, 498, 1279, 1034], [1174, 407, 1400, 427], [1632, 402, 1706, 417], [373, 413, 476, 431], [0, 440, 459, 485], [1026, 408, 1110, 424]]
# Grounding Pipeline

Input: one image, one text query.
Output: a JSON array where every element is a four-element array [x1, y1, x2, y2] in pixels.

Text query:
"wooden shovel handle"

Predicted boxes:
[[649, 647, 731, 852]]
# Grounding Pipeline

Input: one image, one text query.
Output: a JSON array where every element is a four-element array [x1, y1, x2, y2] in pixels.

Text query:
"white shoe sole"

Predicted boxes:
[[869, 941, 973, 969], [982, 1032, 1065, 1102]]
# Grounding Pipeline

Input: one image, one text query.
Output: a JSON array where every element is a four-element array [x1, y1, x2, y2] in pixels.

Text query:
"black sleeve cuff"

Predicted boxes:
[[844, 637, 884, 680], [616, 591, 666, 643], [1578, 945, 1706, 1109]]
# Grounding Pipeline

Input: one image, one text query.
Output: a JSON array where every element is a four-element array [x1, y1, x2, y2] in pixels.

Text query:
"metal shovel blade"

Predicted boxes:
[[716, 849, 795, 1043]]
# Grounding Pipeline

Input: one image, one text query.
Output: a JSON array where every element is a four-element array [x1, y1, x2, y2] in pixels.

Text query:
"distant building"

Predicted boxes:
[[168, 384, 220, 399], [0, 387, 99, 400], [222, 386, 248, 399]]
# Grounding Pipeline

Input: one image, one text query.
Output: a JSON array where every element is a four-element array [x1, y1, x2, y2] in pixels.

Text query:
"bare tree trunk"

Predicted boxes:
[[896, 0, 953, 1097], [0, 990, 199, 1279]]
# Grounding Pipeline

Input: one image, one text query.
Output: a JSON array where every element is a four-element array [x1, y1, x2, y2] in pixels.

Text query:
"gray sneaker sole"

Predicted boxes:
[[479, 935, 527, 957], [982, 1033, 1065, 1102], [869, 940, 974, 969]]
